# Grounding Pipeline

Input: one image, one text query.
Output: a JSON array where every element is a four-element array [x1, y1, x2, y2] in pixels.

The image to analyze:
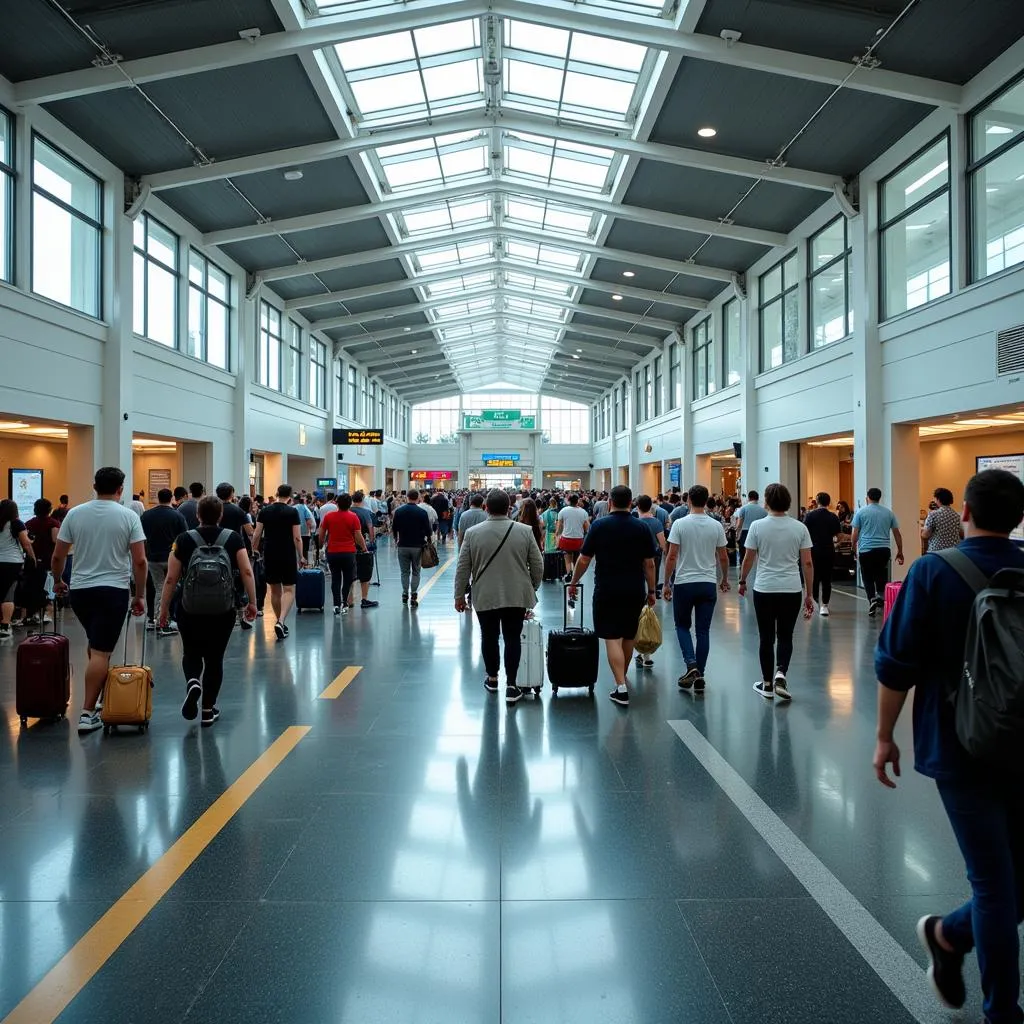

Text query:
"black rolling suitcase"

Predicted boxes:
[[543, 551, 562, 582], [547, 584, 600, 696]]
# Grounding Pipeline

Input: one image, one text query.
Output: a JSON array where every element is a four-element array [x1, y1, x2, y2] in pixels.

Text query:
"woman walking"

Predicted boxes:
[[159, 495, 257, 726], [0, 499, 35, 640], [518, 498, 544, 551], [318, 493, 367, 615], [738, 484, 814, 701]]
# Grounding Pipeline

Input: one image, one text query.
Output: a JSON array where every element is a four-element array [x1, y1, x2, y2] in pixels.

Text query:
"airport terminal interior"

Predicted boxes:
[[2, 0, 1024, 1021]]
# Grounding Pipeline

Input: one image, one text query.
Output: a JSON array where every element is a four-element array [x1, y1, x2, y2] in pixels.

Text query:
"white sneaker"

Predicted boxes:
[[77, 710, 102, 734], [819, 605, 830, 617], [774, 671, 792, 701]]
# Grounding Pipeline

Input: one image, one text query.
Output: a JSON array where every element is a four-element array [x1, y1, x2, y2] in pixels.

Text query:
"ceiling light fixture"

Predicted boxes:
[[403, 327, 412, 332], [986, 125, 1014, 135], [622, 270, 635, 278], [697, 127, 717, 139], [572, 354, 580, 360], [283, 169, 304, 181], [411, 349, 417, 354], [611, 294, 623, 301]]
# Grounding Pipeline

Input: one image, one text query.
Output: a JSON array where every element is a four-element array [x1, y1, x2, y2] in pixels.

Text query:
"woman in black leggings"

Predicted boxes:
[[737, 483, 815, 702], [318, 493, 367, 615]]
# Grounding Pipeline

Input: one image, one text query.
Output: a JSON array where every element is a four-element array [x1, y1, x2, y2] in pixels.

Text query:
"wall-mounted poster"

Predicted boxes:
[[976, 454, 1024, 540], [8, 468, 43, 522], [148, 468, 173, 501]]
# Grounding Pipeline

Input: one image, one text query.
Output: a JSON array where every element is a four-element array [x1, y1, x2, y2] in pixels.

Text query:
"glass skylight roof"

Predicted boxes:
[[415, 238, 493, 271], [375, 131, 489, 193], [335, 21, 483, 125], [424, 272, 496, 297], [505, 296, 570, 320], [504, 132, 617, 193], [401, 196, 494, 237], [504, 270, 577, 298], [505, 238, 586, 272], [503, 195, 599, 237], [430, 297, 498, 319]]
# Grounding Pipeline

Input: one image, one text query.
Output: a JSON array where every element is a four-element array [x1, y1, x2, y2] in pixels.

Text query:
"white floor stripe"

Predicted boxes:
[[668, 720, 947, 1024], [831, 584, 868, 603]]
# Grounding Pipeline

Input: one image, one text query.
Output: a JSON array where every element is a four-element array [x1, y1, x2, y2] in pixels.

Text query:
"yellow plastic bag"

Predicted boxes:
[[634, 604, 662, 655]]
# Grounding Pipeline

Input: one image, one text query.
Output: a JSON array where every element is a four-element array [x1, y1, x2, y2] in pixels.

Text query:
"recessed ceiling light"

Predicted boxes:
[[611, 294, 623, 301], [572, 354, 580, 360], [697, 127, 717, 139], [986, 125, 1014, 135], [575, 348, 582, 352], [283, 169, 304, 181], [411, 349, 417, 354], [403, 327, 411, 332], [987, 186, 999, 193], [622, 270, 635, 278]]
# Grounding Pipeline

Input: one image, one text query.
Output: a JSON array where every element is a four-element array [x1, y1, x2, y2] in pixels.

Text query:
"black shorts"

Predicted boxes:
[[356, 551, 374, 583], [0, 562, 22, 604], [592, 592, 645, 641], [70, 586, 130, 653], [264, 552, 298, 586]]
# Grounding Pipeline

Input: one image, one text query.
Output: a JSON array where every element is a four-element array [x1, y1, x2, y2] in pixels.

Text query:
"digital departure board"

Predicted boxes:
[[333, 429, 384, 446], [485, 459, 518, 467]]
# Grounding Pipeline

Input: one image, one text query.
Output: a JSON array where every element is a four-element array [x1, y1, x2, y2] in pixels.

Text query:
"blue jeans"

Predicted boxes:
[[672, 582, 717, 672], [938, 776, 1024, 1024]]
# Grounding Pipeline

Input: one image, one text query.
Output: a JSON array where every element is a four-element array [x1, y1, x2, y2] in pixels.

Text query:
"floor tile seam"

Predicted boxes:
[[672, 901, 738, 1024], [253, 798, 332, 902]]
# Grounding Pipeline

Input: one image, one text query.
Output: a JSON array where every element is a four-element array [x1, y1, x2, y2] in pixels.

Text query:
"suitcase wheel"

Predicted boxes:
[[103, 725, 111, 735], [588, 686, 595, 696], [534, 687, 541, 695], [19, 716, 27, 727], [138, 725, 146, 734], [551, 686, 558, 696]]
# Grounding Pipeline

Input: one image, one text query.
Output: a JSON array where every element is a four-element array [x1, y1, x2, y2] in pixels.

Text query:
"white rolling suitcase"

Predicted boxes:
[[520, 616, 545, 696]]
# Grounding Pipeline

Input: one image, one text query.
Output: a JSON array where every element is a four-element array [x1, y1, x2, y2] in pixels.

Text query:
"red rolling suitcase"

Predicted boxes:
[[547, 584, 600, 696], [16, 612, 71, 726]]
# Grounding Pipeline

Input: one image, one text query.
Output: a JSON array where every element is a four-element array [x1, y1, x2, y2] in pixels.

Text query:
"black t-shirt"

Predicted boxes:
[[392, 503, 432, 548], [172, 525, 244, 570], [803, 507, 842, 552], [580, 510, 658, 598], [140, 504, 189, 562], [219, 501, 252, 553], [257, 502, 300, 558]]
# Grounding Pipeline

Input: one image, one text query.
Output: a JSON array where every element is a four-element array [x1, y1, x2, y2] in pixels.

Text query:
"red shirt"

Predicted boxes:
[[321, 510, 362, 554]]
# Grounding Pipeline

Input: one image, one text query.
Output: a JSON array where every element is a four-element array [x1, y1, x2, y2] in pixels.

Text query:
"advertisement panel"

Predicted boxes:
[[463, 414, 536, 430], [977, 454, 1024, 540], [8, 468, 43, 522]]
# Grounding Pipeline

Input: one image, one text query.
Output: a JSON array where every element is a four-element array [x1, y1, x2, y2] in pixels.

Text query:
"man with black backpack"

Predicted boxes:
[[873, 468, 1024, 1024]]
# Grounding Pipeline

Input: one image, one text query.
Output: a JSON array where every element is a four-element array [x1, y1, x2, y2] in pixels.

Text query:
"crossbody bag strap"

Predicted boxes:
[[473, 523, 515, 584], [935, 548, 989, 594]]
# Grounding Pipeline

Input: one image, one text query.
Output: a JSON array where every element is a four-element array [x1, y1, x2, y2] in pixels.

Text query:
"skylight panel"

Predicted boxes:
[[506, 21, 569, 58], [440, 146, 487, 178], [336, 31, 416, 71], [422, 61, 482, 103], [425, 272, 494, 296], [414, 20, 479, 57], [569, 33, 647, 72], [402, 197, 492, 237], [504, 133, 615, 193], [505, 271, 576, 297], [450, 198, 491, 226], [505, 59, 563, 107], [506, 239, 584, 272], [504, 196, 596, 237], [375, 132, 490, 193], [562, 72, 634, 116], [416, 239, 493, 271], [402, 205, 453, 234], [384, 154, 442, 189], [550, 151, 611, 188], [351, 72, 424, 114]]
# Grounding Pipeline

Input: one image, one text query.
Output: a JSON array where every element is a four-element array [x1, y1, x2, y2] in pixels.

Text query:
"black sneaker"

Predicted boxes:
[[361, 599, 379, 609], [917, 915, 966, 1009], [753, 680, 775, 700], [240, 618, 253, 631], [275, 621, 286, 641], [609, 688, 629, 707], [410, 593, 418, 607], [693, 673, 706, 694], [868, 598, 879, 618], [201, 706, 220, 728], [505, 685, 523, 705], [402, 593, 409, 604], [181, 679, 202, 721], [484, 677, 499, 693], [678, 666, 700, 690], [334, 606, 341, 615]]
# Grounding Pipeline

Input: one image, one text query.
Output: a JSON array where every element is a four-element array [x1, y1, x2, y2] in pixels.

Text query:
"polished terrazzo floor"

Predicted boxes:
[[0, 540, 1005, 1023]]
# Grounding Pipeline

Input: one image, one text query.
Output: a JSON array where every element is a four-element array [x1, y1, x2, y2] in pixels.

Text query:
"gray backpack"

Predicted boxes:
[[937, 549, 1024, 766], [181, 529, 236, 615]]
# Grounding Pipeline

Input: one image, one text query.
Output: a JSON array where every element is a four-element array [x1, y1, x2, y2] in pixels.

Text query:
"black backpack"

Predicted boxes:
[[181, 529, 236, 616], [936, 549, 1024, 766]]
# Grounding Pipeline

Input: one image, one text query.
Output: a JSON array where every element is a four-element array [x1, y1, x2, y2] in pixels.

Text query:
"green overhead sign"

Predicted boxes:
[[463, 410, 536, 430]]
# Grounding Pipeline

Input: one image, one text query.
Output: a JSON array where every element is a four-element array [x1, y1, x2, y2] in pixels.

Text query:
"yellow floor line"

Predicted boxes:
[[1, 725, 312, 1024], [318, 665, 362, 700], [415, 552, 457, 600]]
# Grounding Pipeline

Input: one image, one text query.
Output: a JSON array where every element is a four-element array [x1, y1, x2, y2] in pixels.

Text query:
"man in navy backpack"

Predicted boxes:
[[874, 469, 1024, 1024]]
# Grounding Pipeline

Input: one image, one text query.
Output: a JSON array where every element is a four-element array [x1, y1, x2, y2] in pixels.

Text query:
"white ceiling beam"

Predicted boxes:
[[15, 0, 959, 109], [164, 109, 835, 198], [311, 285, 679, 334]]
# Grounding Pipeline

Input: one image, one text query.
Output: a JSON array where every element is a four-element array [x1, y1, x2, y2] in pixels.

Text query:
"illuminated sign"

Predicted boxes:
[[316, 478, 337, 489], [410, 471, 453, 481], [481, 453, 520, 463], [463, 413, 536, 430], [485, 459, 518, 467], [333, 429, 383, 445]]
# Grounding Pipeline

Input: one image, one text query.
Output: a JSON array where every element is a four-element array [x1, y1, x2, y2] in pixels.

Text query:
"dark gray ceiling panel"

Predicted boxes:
[[328, 311, 431, 340], [624, 160, 829, 234], [650, 58, 931, 176], [160, 180, 260, 234], [587, 259, 724, 303], [43, 56, 337, 177], [285, 220, 392, 261], [332, 291, 421, 316], [0, 0, 282, 81], [227, 156, 371, 222], [696, 0, 1024, 85], [219, 236, 300, 273], [266, 277, 329, 301], [566, 315, 669, 341], [604, 220, 766, 273], [316, 260, 409, 291]]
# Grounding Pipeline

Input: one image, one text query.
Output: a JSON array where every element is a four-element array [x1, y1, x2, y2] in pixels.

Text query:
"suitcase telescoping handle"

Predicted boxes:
[[121, 609, 147, 668], [563, 582, 584, 630]]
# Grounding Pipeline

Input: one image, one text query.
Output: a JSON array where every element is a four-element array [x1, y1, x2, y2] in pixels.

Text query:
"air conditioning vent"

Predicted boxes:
[[997, 323, 1024, 375]]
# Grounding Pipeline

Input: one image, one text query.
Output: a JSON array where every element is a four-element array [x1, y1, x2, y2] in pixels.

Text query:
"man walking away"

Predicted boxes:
[[294, 497, 316, 563], [350, 491, 379, 610], [873, 469, 1024, 1024], [53, 494, 71, 523], [431, 489, 453, 545], [663, 485, 729, 693], [454, 489, 543, 705], [216, 482, 255, 630], [420, 492, 438, 538], [635, 494, 667, 666], [458, 493, 487, 544], [568, 485, 657, 707], [592, 492, 610, 520], [52, 467, 148, 734], [177, 483, 204, 530], [251, 484, 304, 641], [852, 487, 904, 617], [922, 487, 963, 553], [734, 490, 767, 564], [392, 490, 432, 606], [140, 489, 187, 636], [803, 493, 841, 616]]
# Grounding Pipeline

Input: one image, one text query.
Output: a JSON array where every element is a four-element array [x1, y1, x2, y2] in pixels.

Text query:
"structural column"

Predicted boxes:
[[104, 181, 134, 475], [739, 285, 758, 495], [889, 423, 920, 580], [234, 286, 257, 490]]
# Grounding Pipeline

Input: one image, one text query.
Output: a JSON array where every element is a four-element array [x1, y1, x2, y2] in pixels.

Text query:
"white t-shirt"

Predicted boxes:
[[320, 502, 338, 517], [668, 512, 728, 586], [129, 499, 145, 517], [557, 506, 589, 539], [421, 502, 438, 527], [745, 515, 811, 594], [57, 499, 147, 590]]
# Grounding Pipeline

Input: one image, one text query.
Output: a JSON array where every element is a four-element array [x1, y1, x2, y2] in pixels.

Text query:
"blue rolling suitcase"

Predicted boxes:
[[295, 567, 326, 613]]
